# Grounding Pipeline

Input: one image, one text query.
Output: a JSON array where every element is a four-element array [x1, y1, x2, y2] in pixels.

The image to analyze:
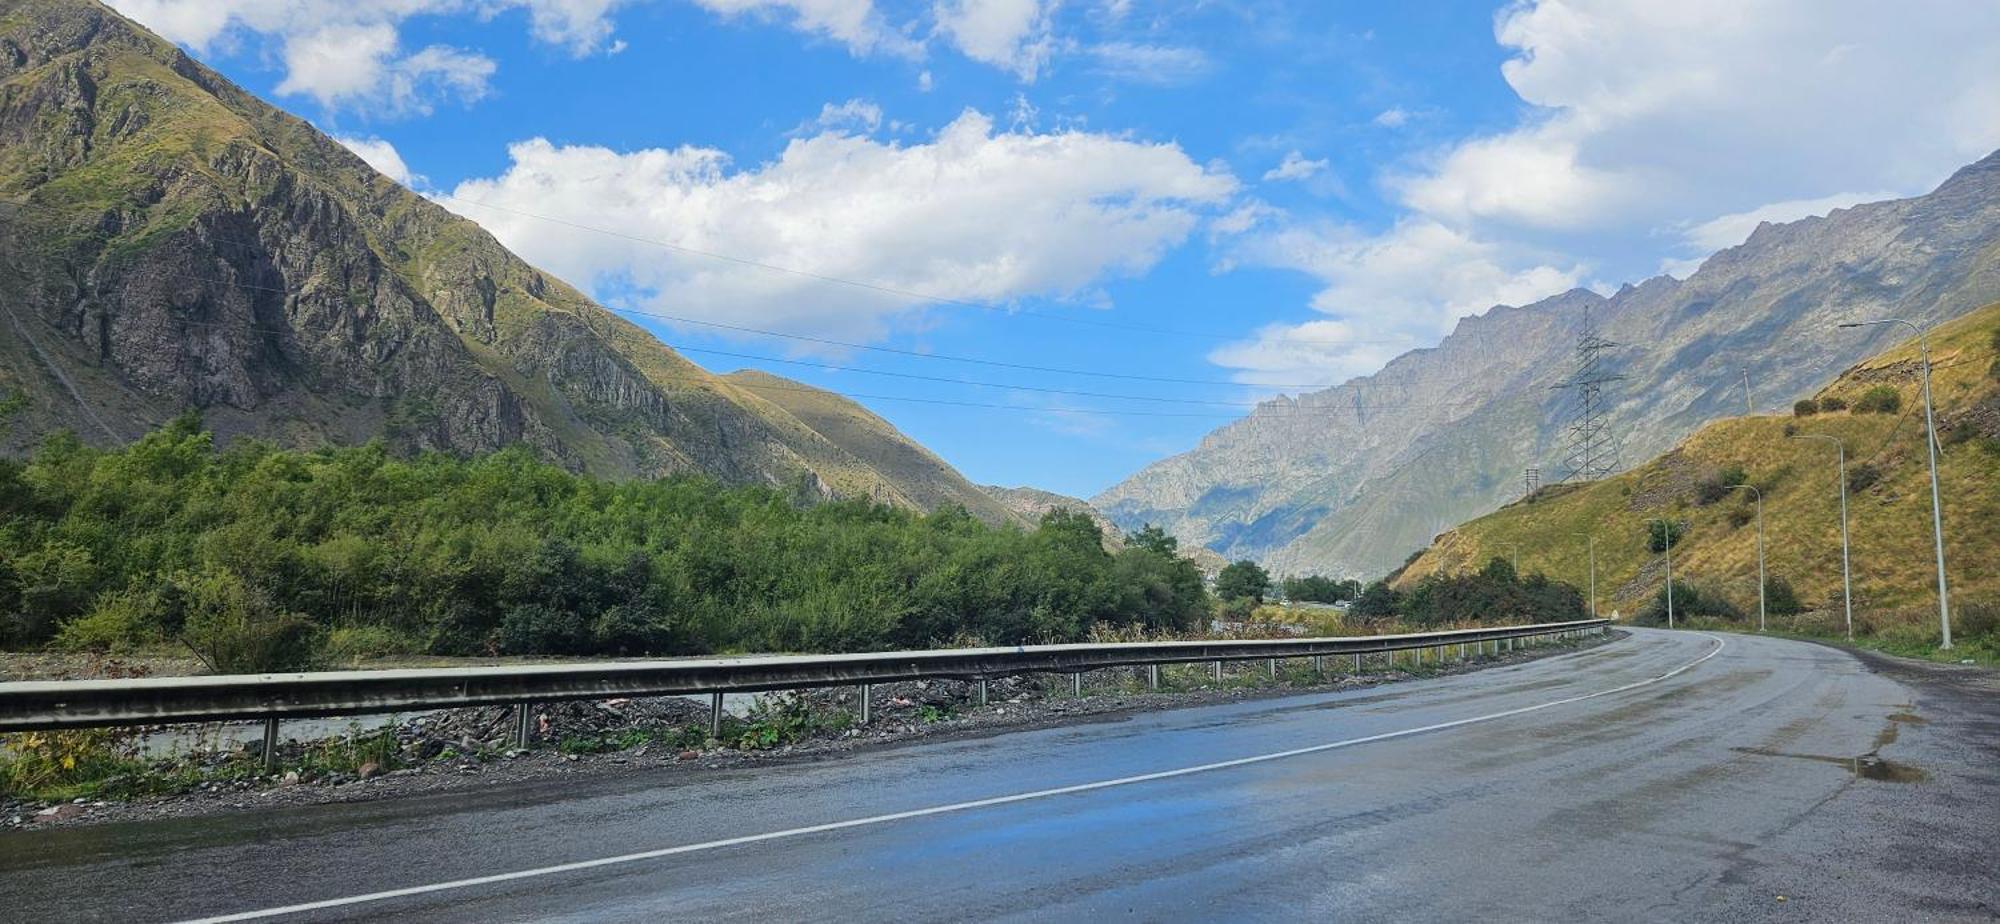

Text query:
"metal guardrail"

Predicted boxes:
[[0, 620, 1608, 751]]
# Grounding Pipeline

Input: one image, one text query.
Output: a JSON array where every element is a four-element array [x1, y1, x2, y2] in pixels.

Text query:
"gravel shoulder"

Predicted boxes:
[[1, 632, 1619, 832]]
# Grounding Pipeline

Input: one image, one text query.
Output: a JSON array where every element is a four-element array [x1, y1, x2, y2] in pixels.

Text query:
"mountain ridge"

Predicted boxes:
[[1095, 148, 2000, 578], [0, 0, 1007, 521]]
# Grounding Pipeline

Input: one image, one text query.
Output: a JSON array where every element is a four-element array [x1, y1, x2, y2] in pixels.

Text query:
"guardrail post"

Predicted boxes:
[[1148, 664, 1160, 691], [261, 717, 279, 771], [709, 692, 723, 740], [1267, 658, 1277, 680], [1071, 672, 1082, 697], [859, 684, 872, 725], [977, 678, 989, 707], [513, 702, 531, 749], [1212, 660, 1222, 682]]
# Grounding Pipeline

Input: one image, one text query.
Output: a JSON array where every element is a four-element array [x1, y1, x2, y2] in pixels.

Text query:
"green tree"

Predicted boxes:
[[1215, 559, 1272, 603]]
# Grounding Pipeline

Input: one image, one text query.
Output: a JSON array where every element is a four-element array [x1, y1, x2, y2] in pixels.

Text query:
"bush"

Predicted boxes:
[[1793, 399, 1819, 417], [1854, 385, 1901, 414], [1956, 601, 1999, 640], [1647, 519, 1686, 553], [323, 625, 416, 663], [1695, 465, 1749, 505], [1215, 560, 1272, 603], [54, 589, 159, 652], [1764, 576, 1804, 616], [1820, 396, 1848, 412], [1848, 463, 1882, 493], [1350, 581, 1400, 622], [1988, 358, 2000, 382], [178, 569, 324, 673], [1634, 580, 1742, 625], [1726, 505, 1756, 529]]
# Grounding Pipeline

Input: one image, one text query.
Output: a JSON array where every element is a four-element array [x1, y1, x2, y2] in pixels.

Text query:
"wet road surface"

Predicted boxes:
[[3, 628, 1994, 922]]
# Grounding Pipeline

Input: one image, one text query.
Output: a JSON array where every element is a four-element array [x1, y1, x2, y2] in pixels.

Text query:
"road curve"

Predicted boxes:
[[3, 628, 1993, 922]]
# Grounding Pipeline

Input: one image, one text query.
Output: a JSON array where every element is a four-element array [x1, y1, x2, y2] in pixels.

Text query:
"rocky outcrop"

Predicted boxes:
[[0, 0, 1002, 518], [1096, 150, 2000, 579]]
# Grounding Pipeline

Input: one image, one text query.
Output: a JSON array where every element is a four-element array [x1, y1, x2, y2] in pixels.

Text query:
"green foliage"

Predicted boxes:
[[1819, 396, 1848, 412], [1398, 562, 1586, 627], [1848, 463, 1883, 493], [1633, 580, 1743, 626], [1647, 519, 1686, 553], [1854, 385, 1902, 414], [1793, 399, 1819, 417], [1281, 574, 1359, 604], [1764, 575, 1804, 616], [0, 422, 1212, 659], [1695, 465, 1749, 505], [1350, 581, 1400, 622], [1215, 559, 1272, 603]]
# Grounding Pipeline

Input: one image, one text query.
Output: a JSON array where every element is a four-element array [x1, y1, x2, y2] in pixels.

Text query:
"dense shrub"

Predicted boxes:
[[1764, 576, 1804, 617], [1695, 465, 1749, 505], [1793, 399, 1819, 417], [1215, 560, 1272, 603], [1633, 580, 1742, 625], [1848, 462, 1883, 493], [1647, 519, 1686, 553], [1854, 385, 1902, 414], [0, 420, 1213, 660], [1350, 581, 1400, 622], [1281, 574, 1360, 604], [1397, 562, 1586, 627], [1820, 396, 1848, 412]]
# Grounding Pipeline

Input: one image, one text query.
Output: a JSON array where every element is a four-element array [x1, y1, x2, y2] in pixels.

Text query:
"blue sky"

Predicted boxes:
[[108, 1, 2000, 498]]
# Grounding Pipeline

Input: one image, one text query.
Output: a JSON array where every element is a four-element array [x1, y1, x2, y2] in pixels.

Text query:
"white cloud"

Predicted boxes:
[[1211, 219, 1582, 387], [932, 0, 1056, 81], [1394, 0, 2000, 237], [446, 110, 1238, 343], [1088, 42, 1211, 86], [107, 0, 630, 114], [1372, 107, 1408, 128], [1262, 151, 1326, 183], [800, 98, 885, 134], [334, 135, 419, 186], [1679, 190, 1897, 254], [690, 0, 921, 58]]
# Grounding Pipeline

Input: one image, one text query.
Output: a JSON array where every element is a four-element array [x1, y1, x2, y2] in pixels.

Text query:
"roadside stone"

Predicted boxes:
[[35, 804, 86, 822], [677, 749, 699, 761], [280, 770, 300, 786], [357, 762, 381, 780]]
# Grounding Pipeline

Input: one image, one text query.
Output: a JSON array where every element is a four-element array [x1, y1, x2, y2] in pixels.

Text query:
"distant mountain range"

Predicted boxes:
[[0, 0, 1015, 524], [1095, 149, 2000, 579]]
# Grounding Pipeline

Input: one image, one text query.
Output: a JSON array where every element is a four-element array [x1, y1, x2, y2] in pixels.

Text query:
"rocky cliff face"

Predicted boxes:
[[1095, 151, 2000, 579], [0, 0, 1004, 518]]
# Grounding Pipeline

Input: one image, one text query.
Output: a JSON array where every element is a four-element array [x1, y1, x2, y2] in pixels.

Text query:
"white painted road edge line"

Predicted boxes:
[[179, 633, 1727, 924]]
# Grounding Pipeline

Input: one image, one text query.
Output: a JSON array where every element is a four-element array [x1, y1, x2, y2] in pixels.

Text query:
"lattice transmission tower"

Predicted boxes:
[[1554, 305, 1625, 481]]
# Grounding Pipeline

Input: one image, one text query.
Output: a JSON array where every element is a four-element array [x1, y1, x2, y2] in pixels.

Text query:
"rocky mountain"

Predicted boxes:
[[0, 0, 1005, 520], [980, 484, 1122, 540], [1095, 150, 2000, 579]]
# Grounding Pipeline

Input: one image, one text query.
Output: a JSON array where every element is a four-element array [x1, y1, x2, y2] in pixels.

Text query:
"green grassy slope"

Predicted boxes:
[[1398, 302, 2000, 655]]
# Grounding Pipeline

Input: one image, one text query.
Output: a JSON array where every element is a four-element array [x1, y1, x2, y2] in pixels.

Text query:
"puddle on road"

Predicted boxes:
[[1729, 746, 1928, 782], [1728, 711, 1931, 783]]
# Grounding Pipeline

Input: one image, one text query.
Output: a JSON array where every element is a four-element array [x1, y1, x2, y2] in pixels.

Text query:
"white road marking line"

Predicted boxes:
[[178, 633, 1725, 924]]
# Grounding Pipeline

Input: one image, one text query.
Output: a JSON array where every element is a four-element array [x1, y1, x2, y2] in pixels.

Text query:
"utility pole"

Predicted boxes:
[[1839, 319, 1951, 649], [1725, 484, 1766, 632], [1791, 434, 1853, 641], [1571, 532, 1597, 619], [1647, 518, 1676, 628]]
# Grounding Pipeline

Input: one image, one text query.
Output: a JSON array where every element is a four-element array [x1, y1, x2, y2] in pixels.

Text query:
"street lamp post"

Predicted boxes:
[[1839, 318, 1952, 649], [1790, 434, 1853, 641], [1571, 532, 1597, 619], [1646, 518, 1676, 628], [1724, 484, 1766, 632]]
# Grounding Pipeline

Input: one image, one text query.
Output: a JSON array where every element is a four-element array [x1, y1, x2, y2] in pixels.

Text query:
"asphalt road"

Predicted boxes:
[[4, 628, 1994, 922]]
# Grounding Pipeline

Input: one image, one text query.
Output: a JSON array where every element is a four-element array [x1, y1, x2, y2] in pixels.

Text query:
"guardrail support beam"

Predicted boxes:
[[859, 684, 872, 725], [1070, 672, 1082, 697], [977, 679, 989, 707], [1212, 660, 1222, 683], [709, 692, 723, 740], [513, 702, 531, 749], [1148, 664, 1160, 691], [261, 717, 278, 771]]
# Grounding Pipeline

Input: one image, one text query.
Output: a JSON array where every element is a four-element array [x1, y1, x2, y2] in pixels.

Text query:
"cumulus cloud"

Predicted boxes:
[[334, 135, 420, 187], [932, 0, 1056, 81], [1262, 151, 1326, 183], [107, 0, 632, 114], [445, 110, 1237, 343], [1372, 107, 1409, 128], [1210, 220, 1583, 388]]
